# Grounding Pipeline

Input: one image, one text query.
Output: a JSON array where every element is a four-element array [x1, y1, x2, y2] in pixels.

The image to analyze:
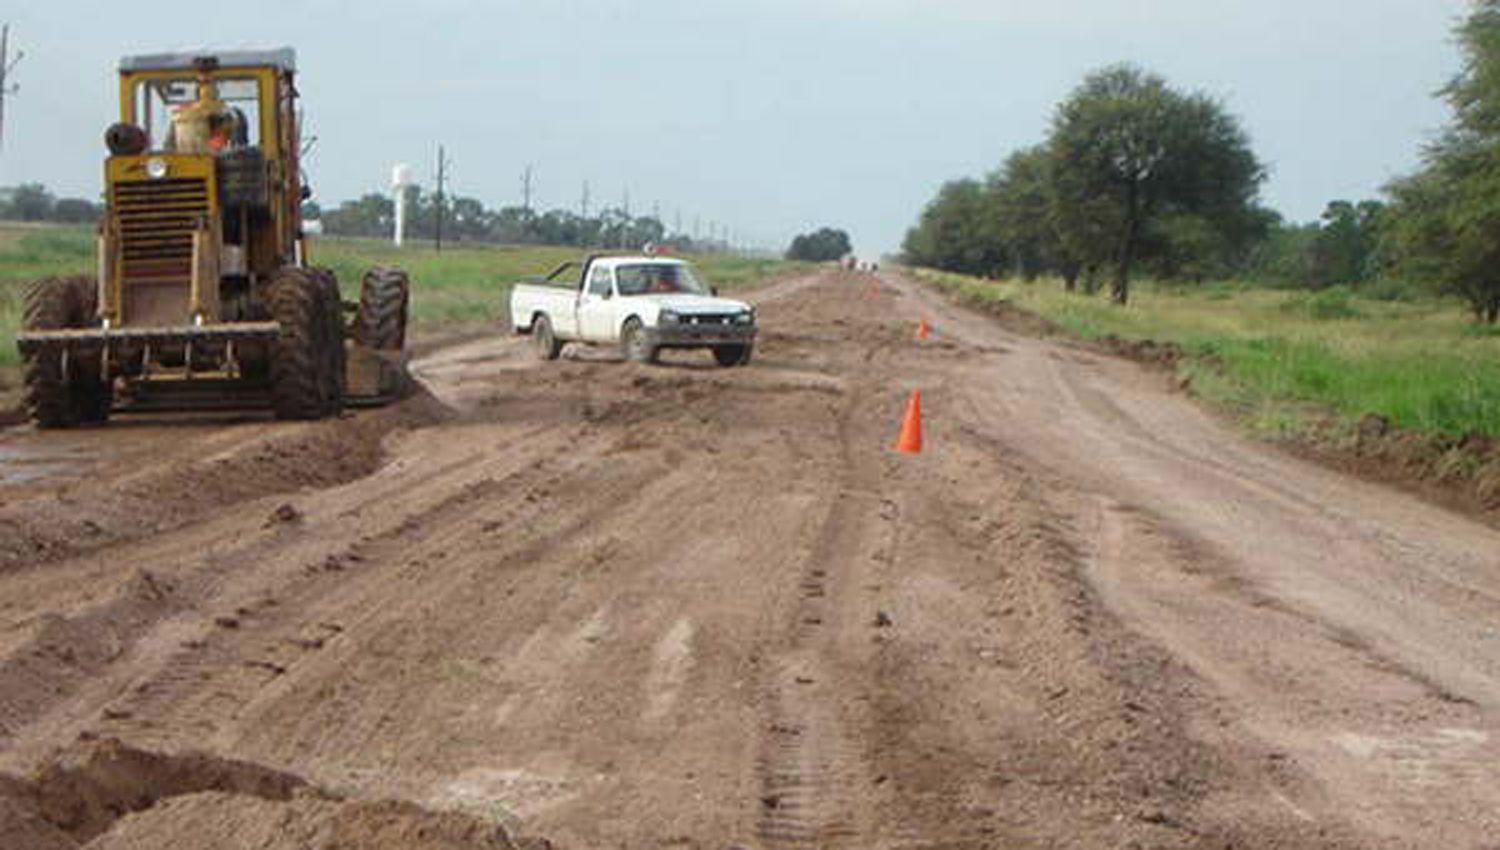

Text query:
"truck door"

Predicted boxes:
[[577, 263, 618, 342]]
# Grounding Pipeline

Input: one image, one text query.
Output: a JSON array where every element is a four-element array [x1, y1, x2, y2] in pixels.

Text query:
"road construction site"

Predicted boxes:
[[1, 270, 1498, 849]]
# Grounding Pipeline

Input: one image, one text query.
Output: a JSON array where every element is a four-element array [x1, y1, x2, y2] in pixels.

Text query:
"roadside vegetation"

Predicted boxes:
[[904, 2, 1500, 328], [915, 268, 1500, 439], [901, 1, 1500, 450]]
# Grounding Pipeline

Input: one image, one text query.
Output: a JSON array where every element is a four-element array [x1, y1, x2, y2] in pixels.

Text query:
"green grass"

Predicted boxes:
[[0, 221, 806, 380], [0, 224, 96, 371], [913, 267, 1500, 439]]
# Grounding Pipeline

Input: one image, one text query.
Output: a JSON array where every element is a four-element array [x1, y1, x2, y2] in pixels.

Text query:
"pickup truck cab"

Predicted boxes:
[[510, 255, 758, 366]]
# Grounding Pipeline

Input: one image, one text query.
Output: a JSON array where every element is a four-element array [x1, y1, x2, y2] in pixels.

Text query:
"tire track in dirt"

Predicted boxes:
[[754, 369, 895, 847]]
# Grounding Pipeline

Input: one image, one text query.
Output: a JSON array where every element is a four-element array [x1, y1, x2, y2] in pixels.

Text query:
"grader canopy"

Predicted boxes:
[[14, 48, 411, 427]]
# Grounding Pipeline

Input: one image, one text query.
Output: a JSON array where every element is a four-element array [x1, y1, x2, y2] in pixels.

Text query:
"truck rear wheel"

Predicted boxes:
[[267, 268, 337, 420], [532, 314, 563, 361], [621, 318, 657, 364], [22, 276, 111, 428]]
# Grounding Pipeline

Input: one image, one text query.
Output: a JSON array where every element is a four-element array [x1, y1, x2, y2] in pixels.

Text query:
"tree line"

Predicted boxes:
[[904, 64, 1266, 305], [0, 182, 738, 254], [0, 183, 103, 224], [312, 189, 732, 253], [904, 0, 1500, 322]]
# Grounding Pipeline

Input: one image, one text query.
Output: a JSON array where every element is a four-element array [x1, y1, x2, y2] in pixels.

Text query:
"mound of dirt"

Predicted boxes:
[[0, 389, 453, 573], [0, 739, 527, 850], [945, 287, 1064, 338], [1093, 333, 1185, 368], [89, 793, 523, 850], [1295, 413, 1500, 518]]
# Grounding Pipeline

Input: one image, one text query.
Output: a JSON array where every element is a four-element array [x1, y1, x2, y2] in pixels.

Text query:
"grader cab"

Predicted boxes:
[[15, 48, 410, 427]]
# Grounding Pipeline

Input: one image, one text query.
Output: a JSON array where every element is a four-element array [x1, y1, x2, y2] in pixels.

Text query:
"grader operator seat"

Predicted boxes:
[[14, 47, 412, 428]]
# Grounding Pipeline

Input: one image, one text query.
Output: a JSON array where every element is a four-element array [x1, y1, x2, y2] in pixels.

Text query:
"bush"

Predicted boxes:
[[1361, 276, 1422, 303], [1280, 287, 1363, 320]]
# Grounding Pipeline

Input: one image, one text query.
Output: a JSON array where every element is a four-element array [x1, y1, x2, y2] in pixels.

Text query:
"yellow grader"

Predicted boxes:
[[15, 48, 410, 426]]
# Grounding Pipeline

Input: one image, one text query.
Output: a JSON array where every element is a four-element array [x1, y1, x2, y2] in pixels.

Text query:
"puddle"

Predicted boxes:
[[0, 438, 95, 485]]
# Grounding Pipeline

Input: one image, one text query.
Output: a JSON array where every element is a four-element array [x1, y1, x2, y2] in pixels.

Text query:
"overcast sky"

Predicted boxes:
[[0, 0, 1470, 254]]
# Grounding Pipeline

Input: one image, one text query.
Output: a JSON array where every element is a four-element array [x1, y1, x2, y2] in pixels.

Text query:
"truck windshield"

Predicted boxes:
[[615, 263, 710, 296]]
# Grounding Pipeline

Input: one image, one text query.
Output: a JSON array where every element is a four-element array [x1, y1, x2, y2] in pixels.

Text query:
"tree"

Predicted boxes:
[[1384, 1, 1500, 322], [1047, 65, 1265, 304], [322, 192, 394, 238], [1386, 155, 1500, 322], [6, 182, 55, 221], [1306, 200, 1384, 288], [988, 146, 1065, 281], [900, 180, 1005, 276], [787, 227, 853, 262]]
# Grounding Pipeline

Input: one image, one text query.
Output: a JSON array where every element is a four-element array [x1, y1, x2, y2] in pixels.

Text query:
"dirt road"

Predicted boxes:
[[1, 270, 1497, 848]]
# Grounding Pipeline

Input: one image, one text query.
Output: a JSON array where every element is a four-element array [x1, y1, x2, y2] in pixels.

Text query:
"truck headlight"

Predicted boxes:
[[734, 309, 755, 325], [660, 309, 680, 324], [145, 158, 170, 179]]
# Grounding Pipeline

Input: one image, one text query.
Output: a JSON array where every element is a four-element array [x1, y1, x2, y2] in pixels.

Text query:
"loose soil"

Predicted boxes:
[[0, 270, 1496, 848]]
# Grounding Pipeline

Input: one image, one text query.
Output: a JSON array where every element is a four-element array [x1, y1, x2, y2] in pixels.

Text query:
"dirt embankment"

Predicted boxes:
[[922, 274, 1500, 524]]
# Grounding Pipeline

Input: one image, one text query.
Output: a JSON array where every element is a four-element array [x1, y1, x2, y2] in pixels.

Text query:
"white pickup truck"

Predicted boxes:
[[509, 255, 758, 366]]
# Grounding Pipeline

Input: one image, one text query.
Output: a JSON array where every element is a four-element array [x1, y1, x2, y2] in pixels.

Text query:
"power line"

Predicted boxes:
[[0, 24, 23, 152]]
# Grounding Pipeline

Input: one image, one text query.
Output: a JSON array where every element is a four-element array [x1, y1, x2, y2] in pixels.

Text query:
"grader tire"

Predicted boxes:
[[267, 268, 334, 420], [22, 276, 110, 428], [310, 267, 346, 415], [356, 266, 410, 351]]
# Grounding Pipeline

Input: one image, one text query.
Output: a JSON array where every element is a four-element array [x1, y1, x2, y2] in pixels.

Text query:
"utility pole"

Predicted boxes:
[[521, 164, 534, 214], [434, 144, 452, 253], [580, 180, 590, 219], [0, 24, 23, 152], [619, 188, 631, 249]]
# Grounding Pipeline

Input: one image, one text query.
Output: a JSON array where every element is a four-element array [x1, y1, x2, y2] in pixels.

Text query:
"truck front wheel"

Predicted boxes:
[[712, 344, 753, 368], [532, 314, 563, 361], [621, 318, 657, 364]]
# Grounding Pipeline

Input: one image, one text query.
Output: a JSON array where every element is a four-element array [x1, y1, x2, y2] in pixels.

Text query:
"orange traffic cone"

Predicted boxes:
[[895, 390, 923, 454], [915, 318, 931, 341]]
